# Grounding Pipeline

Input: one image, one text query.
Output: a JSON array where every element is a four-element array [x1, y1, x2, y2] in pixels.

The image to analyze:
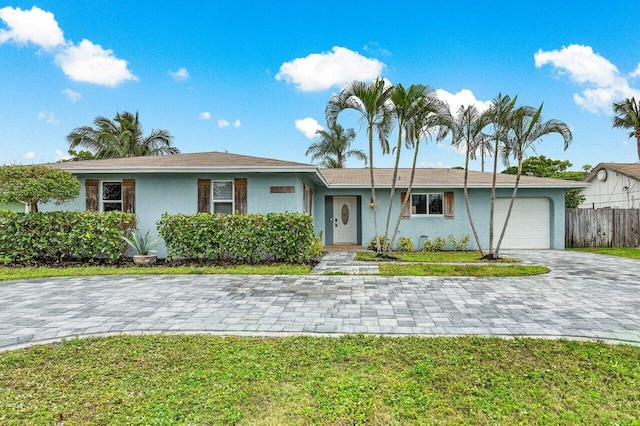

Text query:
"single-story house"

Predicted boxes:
[[43, 151, 584, 257], [579, 163, 640, 209]]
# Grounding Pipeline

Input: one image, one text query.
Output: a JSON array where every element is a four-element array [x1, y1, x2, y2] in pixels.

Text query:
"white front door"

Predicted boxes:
[[333, 196, 357, 244]]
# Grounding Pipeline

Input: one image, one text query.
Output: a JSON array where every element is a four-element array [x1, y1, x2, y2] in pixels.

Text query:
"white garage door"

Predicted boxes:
[[493, 198, 550, 249]]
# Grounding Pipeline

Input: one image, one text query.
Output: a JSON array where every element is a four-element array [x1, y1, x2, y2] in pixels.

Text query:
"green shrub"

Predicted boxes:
[[397, 237, 414, 252], [0, 211, 136, 263], [422, 236, 446, 252], [310, 231, 324, 258], [448, 234, 471, 251], [157, 212, 314, 263], [367, 236, 391, 252]]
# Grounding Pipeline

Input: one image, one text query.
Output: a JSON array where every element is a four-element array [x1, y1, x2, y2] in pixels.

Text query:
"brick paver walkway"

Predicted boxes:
[[1, 250, 639, 351]]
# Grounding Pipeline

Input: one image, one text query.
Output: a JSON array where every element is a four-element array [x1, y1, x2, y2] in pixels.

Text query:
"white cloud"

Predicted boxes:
[[631, 64, 640, 78], [233, 119, 241, 128], [0, 6, 64, 50], [435, 88, 492, 115], [276, 46, 385, 91], [535, 44, 640, 113], [22, 151, 35, 159], [55, 39, 137, 87], [38, 111, 59, 126], [295, 117, 324, 139], [218, 119, 230, 128], [62, 88, 82, 103], [169, 67, 189, 81], [55, 149, 70, 161], [199, 112, 211, 120]]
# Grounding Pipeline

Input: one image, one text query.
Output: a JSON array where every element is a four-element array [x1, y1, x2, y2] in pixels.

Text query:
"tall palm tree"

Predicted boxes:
[[305, 123, 367, 168], [66, 111, 179, 159], [383, 83, 434, 254], [450, 105, 490, 256], [326, 78, 394, 254], [612, 97, 640, 161], [494, 104, 572, 257], [485, 93, 517, 259], [388, 93, 450, 252]]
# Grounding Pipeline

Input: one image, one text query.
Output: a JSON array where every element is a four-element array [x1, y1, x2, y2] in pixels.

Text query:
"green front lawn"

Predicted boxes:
[[380, 263, 549, 277], [355, 250, 518, 263], [570, 247, 640, 260], [1, 335, 638, 424], [0, 263, 310, 281]]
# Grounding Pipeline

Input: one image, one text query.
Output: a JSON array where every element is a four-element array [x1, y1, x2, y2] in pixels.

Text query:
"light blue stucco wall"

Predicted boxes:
[[40, 172, 312, 258], [313, 186, 567, 250]]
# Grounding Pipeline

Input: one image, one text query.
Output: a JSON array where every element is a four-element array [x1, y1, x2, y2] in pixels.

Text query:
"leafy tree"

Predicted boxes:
[[0, 165, 80, 212], [612, 97, 640, 160], [66, 111, 179, 159], [493, 104, 572, 257], [305, 123, 366, 168], [450, 104, 491, 256], [326, 78, 394, 253], [66, 149, 95, 161], [502, 155, 586, 208]]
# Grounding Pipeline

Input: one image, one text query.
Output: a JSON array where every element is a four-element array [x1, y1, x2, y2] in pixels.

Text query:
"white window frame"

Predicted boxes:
[[411, 192, 444, 217], [212, 180, 234, 214], [100, 181, 123, 212]]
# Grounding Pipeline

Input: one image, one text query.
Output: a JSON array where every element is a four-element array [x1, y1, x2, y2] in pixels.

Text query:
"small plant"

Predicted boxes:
[[423, 236, 446, 252], [123, 229, 160, 256], [448, 234, 471, 251], [397, 237, 414, 252], [367, 236, 391, 252], [310, 231, 324, 258]]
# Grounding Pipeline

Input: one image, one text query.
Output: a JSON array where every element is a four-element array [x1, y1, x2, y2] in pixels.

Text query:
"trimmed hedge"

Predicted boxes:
[[0, 211, 136, 264], [157, 212, 314, 263]]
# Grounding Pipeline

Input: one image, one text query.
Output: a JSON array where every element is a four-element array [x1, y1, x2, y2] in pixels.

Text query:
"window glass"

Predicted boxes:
[[102, 182, 122, 212], [213, 181, 233, 200], [411, 194, 427, 215], [429, 194, 443, 215], [214, 202, 233, 214]]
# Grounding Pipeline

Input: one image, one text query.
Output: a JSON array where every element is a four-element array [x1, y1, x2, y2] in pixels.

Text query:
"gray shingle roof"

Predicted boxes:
[[585, 163, 640, 182]]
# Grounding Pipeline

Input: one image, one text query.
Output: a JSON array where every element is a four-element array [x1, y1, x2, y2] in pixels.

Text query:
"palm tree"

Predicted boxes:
[[66, 111, 179, 159], [305, 123, 367, 168], [450, 105, 490, 257], [485, 93, 517, 259], [326, 78, 394, 254], [612, 97, 640, 161], [493, 104, 572, 257]]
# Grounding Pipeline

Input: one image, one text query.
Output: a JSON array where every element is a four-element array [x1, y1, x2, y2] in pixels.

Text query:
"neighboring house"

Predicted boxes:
[[579, 163, 640, 209], [44, 151, 583, 257], [0, 202, 28, 212]]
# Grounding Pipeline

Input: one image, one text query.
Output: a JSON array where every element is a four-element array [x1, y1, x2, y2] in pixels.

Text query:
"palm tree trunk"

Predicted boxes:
[[463, 147, 484, 256], [495, 153, 523, 257], [487, 136, 500, 258], [389, 140, 421, 251], [368, 125, 381, 254], [636, 129, 640, 162], [383, 129, 403, 256]]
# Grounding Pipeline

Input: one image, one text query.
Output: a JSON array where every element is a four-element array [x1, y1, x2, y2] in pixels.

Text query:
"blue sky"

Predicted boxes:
[[1, 1, 639, 170]]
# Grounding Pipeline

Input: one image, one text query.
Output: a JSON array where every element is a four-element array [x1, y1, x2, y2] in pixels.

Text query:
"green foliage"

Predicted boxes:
[[367, 235, 391, 252], [157, 212, 314, 263], [447, 234, 471, 251], [0, 165, 80, 210], [565, 189, 586, 209], [0, 211, 136, 263], [310, 231, 324, 258], [422, 236, 446, 252], [397, 237, 414, 252], [122, 229, 160, 255]]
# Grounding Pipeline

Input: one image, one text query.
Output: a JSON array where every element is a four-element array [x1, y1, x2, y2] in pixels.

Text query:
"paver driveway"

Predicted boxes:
[[1, 250, 639, 351]]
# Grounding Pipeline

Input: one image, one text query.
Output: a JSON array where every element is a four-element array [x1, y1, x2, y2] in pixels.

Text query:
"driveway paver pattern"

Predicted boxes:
[[1, 250, 639, 351]]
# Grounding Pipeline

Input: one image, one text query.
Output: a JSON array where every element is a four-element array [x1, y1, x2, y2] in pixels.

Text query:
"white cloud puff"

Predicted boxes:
[[22, 151, 35, 159], [62, 88, 82, 103], [233, 119, 241, 128], [169, 67, 189, 81], [535, 44, 640, 113], [631, 64, 640, 78], [218, 119, 230, 128], [276, 46, 385, 91], [199, 112, 211, 120], [435, 88, 492, 115], [0, 6, 64, 50], [38, 111, 59, 126], [295, 117, 324, 139], [55, 149, 70, 161], [55, 39, 137, 87]]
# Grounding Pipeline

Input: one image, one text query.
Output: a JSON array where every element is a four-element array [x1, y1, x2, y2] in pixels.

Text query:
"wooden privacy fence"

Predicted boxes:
[[565, 208, 640, 248]]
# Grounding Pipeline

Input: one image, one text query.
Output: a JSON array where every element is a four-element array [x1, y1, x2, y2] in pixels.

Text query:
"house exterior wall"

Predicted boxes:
[[313, 186, 566, 250], [579, 168, 640, 209]]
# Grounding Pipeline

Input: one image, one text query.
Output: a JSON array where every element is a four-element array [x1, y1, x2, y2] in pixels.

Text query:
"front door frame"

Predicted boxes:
[[324, 195, 361, 245]]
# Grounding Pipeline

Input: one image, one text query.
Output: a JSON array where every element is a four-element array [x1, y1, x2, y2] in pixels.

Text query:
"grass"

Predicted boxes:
[[355, 250, 518, 263], [0, 334, 638, 424], [569, 247, 640, 260], [0, 263, 310, 281], [380, 263, 549, 277]]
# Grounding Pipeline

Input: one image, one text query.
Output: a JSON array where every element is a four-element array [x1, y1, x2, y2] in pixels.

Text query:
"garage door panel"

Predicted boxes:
[[494, 198, 550, 249]]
